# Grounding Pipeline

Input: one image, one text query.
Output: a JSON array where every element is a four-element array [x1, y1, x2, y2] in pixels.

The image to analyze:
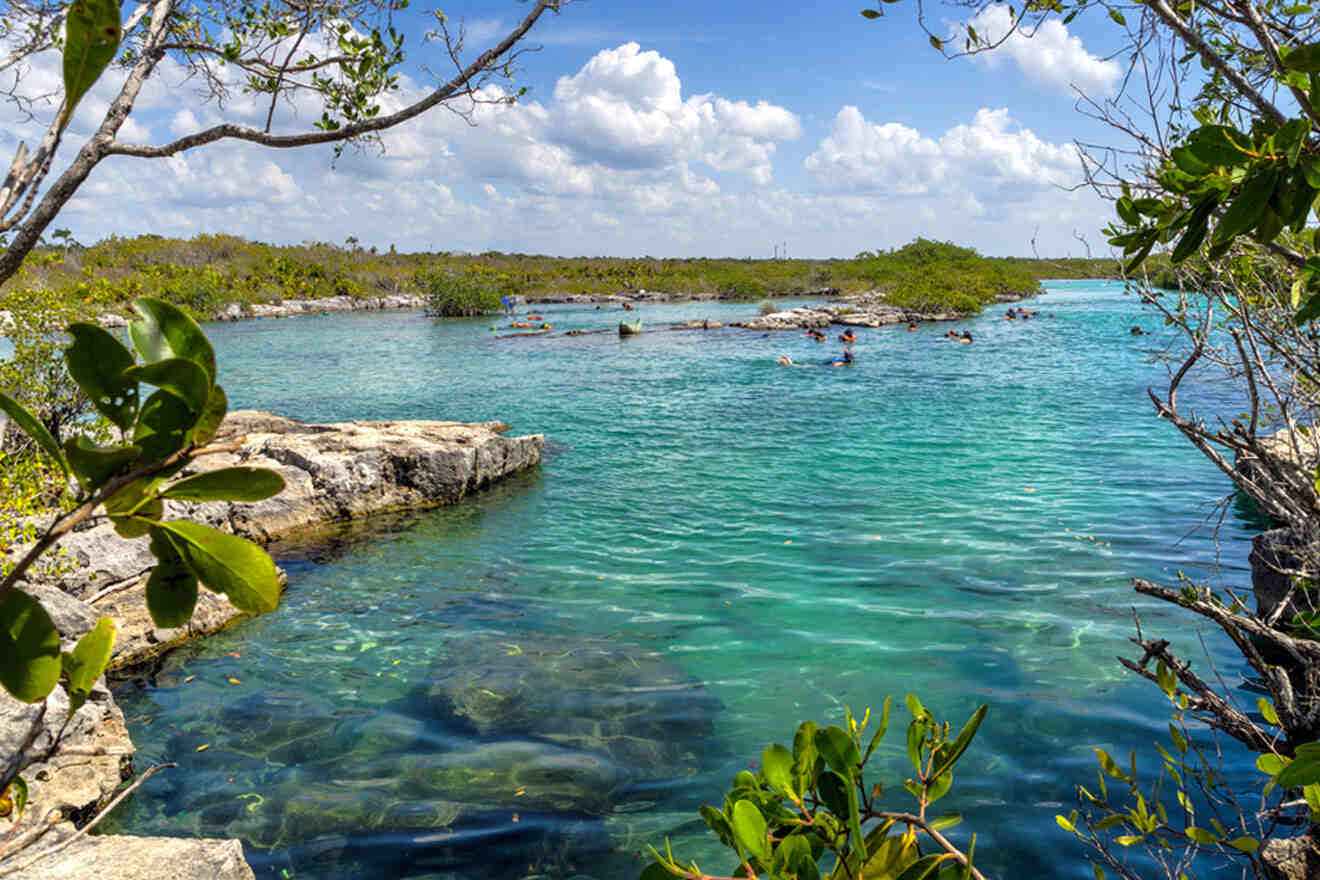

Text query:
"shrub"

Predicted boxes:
[[423, 271, 506, 316], [720, 278, 767, 300]]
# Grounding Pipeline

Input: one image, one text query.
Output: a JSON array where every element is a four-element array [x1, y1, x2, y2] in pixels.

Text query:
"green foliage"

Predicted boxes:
[[0, 297, 286, 714], [0, 590, 60, 703], [0, 234, 1106, 326], [423, 270, 512, 317], [60, 0, 121, 128], [644, 697, 988, 880], [720, 278, 767, 300], [1058, 659, 1273, 876]]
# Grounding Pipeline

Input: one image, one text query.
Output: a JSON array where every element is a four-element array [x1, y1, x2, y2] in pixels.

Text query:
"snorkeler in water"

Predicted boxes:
[[777, 348, 854, 367]]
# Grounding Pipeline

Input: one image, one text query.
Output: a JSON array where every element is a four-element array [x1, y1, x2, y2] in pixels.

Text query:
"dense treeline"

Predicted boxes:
[[0, 234, 1117, 322]]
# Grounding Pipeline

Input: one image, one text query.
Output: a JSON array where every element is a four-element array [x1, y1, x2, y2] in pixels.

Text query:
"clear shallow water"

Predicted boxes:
[[104, 282, 1268, 879]]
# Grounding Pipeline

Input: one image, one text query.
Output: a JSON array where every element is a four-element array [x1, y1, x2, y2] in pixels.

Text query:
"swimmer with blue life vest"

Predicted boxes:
[[777, 348, 854, 367]]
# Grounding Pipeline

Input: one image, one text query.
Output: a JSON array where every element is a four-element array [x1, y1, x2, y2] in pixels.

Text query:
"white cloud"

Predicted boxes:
[[805, 105, 1080, 198], [549, 42, 800, 183], [968, 6, 1121, 97], [0, 35, 1110, 259]]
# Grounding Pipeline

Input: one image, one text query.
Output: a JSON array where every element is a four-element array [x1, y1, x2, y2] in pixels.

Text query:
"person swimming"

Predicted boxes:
[[958, 331, 973, 344], [839, 329, 856, 344], [823, 348, 855, 366], [1130, 325, 1148, 335], [777, 348, 854, 367], [907, 322, 918, 331]]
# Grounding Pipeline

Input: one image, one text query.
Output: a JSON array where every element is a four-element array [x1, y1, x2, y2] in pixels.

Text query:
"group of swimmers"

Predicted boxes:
[[1005, 307, 1040, 321], [803, 328, 858, 344], [943, 330, 974, 344]]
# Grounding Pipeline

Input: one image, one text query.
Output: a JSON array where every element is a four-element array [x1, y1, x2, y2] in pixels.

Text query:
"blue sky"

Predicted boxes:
[[6, 0, 1136, 258]]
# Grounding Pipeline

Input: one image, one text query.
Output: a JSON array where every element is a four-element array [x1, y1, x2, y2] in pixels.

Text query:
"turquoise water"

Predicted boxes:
[[105, 282, 1266, 878]]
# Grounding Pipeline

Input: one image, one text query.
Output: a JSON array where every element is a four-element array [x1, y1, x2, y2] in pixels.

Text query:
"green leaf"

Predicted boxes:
[[1170, 145, 1211, 177], [699, 804, 734, 847], [1185, 826, 1220, 845], [105, 476, 163, 527], [190, 384, 228, 446], [1226, 836, 1259, 853], [1171, 197, 1218, 263], [1156, 661, 1177, 698], [157, 521, 279, 614], [1258, 697, 1280, 726], [932, 813, 962, 831], [816, 726, 861, 777], [1116, 196, 1140, 225], [929, 34, 942, 51], [773, 834, 818, 880], [731, 799, 770, 863], [108, 483, 163, 537], [762, 743, 796, 798], [64, 323, 138, 430], [1168, 722, 1187, 755], [931, 704, 987, 778], [817, 769, 850, 818], [1124, 238, 1156, 275], [1277, 118, 1311, 167], [124, 358, 211, 415], [161, 467, 285, 503], [1211, 168, 1279, 246], [1096, 749, 1128, 782], [144, 529, 200, 628], [1114, 835, 1145, 846], [134, 389, 195, 463], [1304, 783, 1320, 816], [61, 616, 116, 714], [864, 696, 892, 761], [1294, 291, 1320, 326], [926, 769, 953, 804], [1182, 125, 1251, 168], [857, 832, 918, 878], [860, 8, 882, 17], [129, 297, 216, 384], [0, 590, 61, 703], [63, 436, 141, 493], [907, 716, 929, 775], [1056, 814, 1076, 832], [1108, 8, 1127, 25], [893, 853, 947, 880], [1285, 42, 1320, 72], [11, 776, 27, 817], [0, 391, 69, 477], [1274, 754, 1320, 789], [61, 0, 121, 128], [638, 862, 677, 880]]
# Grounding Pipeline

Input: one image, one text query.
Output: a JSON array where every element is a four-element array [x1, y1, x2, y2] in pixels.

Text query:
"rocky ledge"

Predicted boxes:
[[731, 289, 1038, 331], [0, 411, 542, 876], [96, 294, 428, 328]]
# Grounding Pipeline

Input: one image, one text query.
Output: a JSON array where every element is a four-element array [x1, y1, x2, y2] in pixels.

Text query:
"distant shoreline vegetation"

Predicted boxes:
[[0, 234, 1119, 323]]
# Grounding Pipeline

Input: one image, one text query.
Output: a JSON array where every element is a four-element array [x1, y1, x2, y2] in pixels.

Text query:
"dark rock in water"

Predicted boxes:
[[421, 634, 722, 780], [1251, 528, 1312, 620]]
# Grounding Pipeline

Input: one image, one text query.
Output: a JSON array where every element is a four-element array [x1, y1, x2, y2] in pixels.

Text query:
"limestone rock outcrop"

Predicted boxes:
[[0, 410, 542, 875]]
